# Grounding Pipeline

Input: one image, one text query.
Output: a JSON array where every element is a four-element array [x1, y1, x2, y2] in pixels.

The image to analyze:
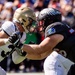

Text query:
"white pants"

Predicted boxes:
[[44, 51, 74, 75], [0, 66, 6, 75]]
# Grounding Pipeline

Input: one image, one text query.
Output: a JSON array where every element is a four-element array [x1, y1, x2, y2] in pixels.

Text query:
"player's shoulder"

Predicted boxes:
[[1, 21, 16, 36], [2, 21, 14, 27], [46, 22, 67, 29], [1, 21, 15, 31], [45, 22, 70, 37]]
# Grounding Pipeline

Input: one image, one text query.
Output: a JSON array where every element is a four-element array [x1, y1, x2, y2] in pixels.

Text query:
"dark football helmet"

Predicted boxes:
[[37, 8, 62, 31]]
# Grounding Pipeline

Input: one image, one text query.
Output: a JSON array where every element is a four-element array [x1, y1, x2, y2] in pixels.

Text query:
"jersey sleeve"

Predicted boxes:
[[1, 21, 16, 36], [45, 22, 70, 38]]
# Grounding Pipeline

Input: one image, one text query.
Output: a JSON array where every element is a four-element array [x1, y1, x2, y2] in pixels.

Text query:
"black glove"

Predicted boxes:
[[9, 31, 22, 46], [11, 41, 27, 56], [9, 31, 27, 56]]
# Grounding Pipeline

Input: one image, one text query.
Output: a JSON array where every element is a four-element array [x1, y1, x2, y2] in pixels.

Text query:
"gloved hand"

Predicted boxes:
[[8, 31, 27, 56], [11, 40, 27, 56], [9, 31, 22, 46]]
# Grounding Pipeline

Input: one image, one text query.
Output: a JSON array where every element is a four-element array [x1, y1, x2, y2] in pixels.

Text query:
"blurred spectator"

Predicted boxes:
[[0, 0, 6, 4], [48, 0, 60, 9], [9, 59, 21, 72], [60, 0, 72, 16], [19, 62, 25, 72], [21, 0, 33, 8], [0, 2, 14, 21], [63, 12, 75, 29], [0, 3, 4, 26], [44, 0, 50, 8], [0, 3, 4, 12], [72, 8, 75, 16], [24, 0, 34, 4], [13, 0, 22, 10], [7, 0, 14, 2], [33, 0, 45, 12], [73, 0, 75, 7], [20, 0, 25, 3]]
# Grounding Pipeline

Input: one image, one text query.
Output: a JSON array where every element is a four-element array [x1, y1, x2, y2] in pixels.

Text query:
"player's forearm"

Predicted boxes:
[[0, 38, 9, 46], [22, 44, 41, 54], [26, 53, 44, 60], [22, 44, 52, 60]]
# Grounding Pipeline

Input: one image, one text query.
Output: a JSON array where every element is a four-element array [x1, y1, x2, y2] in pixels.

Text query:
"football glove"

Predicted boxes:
[[9, 31, 21, 46], [8, 31, 27, 56]]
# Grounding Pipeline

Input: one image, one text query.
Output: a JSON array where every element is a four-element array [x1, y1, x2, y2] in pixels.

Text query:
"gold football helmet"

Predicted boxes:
[[13, 6, 36, 32]]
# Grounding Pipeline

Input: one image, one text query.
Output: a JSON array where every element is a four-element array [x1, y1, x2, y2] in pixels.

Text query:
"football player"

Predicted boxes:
[[9, 8, 75, 75], [0, 6, 36, 75]]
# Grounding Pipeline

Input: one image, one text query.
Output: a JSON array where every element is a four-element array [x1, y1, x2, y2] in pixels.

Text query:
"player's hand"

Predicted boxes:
[[8, 31, 27, 56], [9, 31, 21, 46], [9, 31, 25, 50], [11, 40, 27, 56]]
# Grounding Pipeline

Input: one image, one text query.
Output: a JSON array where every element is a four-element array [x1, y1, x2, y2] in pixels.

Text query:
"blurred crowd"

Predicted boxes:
[[0, 0, 75, 73]]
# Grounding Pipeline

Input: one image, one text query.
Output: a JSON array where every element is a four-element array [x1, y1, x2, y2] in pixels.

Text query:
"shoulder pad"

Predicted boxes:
[[1, 21, 16, 36], [45, 22, 70, 37]]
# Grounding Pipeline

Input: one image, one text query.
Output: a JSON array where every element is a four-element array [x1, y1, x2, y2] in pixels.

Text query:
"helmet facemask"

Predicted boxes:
[[37, 18, 54, 32], [37, 20, 45, 32], [24, 17, 36, 32]]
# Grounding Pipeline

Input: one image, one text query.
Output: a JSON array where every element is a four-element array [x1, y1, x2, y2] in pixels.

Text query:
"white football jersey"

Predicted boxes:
[[0, 21, 26, 62], [0, 43, 14, 62], [0, 21, 17, 62], [1, 21, 17, 36]]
